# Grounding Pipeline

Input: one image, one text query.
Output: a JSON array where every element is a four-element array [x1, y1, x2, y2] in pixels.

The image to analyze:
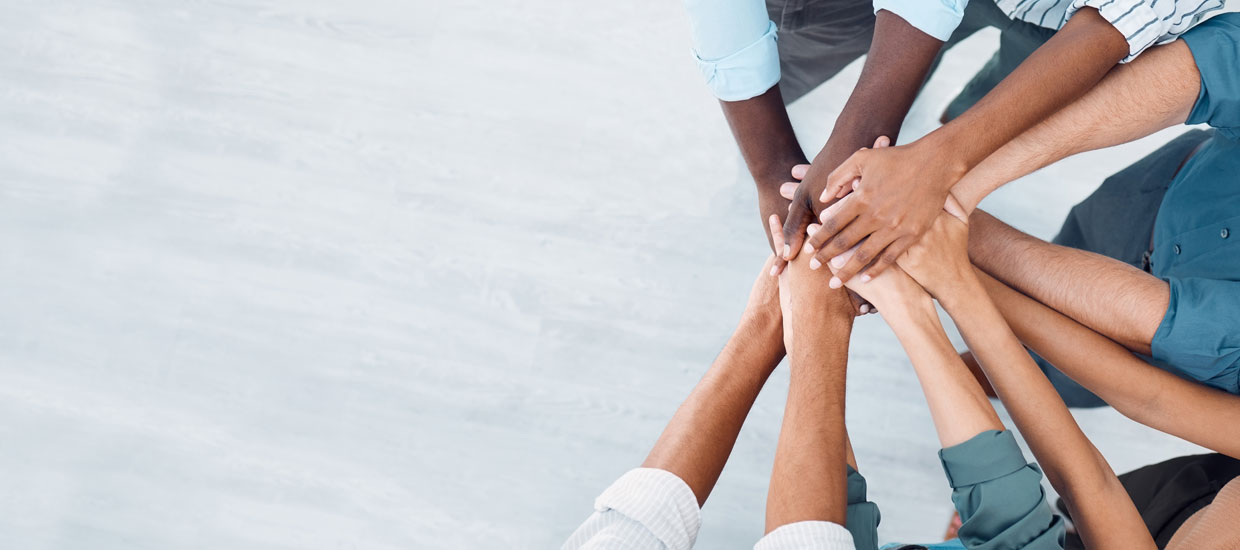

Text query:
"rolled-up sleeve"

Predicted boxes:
[[872, 0, 968, 41], [939, 430, 1065, 550], [1064, 0, 1225, 63], [562, 468, 702, 550], [753, 521, 855, 550], [684, 0, 781, 101], [1183, 13, 1240, 140], [1152, 277, 1240, 394]]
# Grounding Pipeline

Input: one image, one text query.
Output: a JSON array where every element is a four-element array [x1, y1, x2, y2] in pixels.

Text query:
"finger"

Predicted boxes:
[[856, 235, 915, 283], [779, 181, 798, 200], [830, 232, 892, 286], [813, 221, 876, 273], [804, 194, 858, 252], [820, 150, 867, 203], [836, 177, 859, 199], [943, 193, 968, 224], [767, 214, 787, 276], [780, 190, 813, 261], [872, 135, 891, 149], [790, 164, 811, 181]]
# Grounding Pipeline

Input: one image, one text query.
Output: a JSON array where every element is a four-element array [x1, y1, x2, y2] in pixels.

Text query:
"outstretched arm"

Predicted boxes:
[[643, 256, 787, 505], [973, 267, 1240, 460], [797, 7, 1130, 285], [967, 209, 1167, 355], [952, 39, 1201, 212], [898, 211, 1155, 548], [765, 253, 855, 531]]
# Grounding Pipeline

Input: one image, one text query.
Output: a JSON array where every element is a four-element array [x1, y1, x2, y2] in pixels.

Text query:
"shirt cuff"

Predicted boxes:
[[754, 521, 855, 550], [938, 430, 1031, 488], [1065, 0, 1169, 63], [594, 468, 701, 550], [692, 20, 781, 102], [873, 0, 966, 42]]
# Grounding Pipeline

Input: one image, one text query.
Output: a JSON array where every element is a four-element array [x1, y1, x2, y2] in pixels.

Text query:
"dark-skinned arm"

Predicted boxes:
[[771, 9, 945, 274], [799, 8, 1129, 288]]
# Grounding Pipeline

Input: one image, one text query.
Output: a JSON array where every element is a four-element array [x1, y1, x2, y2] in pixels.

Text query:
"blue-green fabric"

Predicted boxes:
[[863, 430, 1064, 550], [1147, 14, 1240, 394], [940, 431, 1064, 550], [845, 465, 882, 550]]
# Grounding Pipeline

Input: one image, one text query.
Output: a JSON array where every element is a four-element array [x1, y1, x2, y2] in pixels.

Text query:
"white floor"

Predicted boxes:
[[0, 1, 1210, 548]]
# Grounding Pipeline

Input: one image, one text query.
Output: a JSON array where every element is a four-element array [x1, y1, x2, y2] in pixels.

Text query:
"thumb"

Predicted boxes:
[[943, 193, 968, 224], [820, 150, 866, 203], [781, 189, 813, 261]]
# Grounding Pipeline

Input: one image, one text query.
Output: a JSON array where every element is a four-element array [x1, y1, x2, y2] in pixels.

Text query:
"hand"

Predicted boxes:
[[821, 243, 930, 314], [796, 138, 967, 288], [895, 196, 972, 300], [768, 212, 878, 316]]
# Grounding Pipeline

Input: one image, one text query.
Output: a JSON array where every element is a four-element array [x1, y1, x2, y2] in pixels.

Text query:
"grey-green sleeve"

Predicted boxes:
[[939, 430, 1065, 550]]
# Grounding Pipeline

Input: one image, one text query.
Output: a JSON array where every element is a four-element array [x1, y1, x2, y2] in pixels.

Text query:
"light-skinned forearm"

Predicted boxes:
[[642, 265, 785, 506], [975, 269, 1240, 460], [968, 209, 1167, 354], [937, 271, 1155, 549], [877, 289, 1003, 447], [766, 256, 854, 530], [926, 8, 1129, 186], [952, 40, 1200, 211]]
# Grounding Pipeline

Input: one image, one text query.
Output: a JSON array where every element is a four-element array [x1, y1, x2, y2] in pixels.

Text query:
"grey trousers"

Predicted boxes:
[[767, 0, 1056, 112]]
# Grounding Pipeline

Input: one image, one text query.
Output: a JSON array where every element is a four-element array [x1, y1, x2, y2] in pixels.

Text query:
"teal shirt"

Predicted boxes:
[[846, 430, 1064, 550], [1148, 14, 1240, 394]]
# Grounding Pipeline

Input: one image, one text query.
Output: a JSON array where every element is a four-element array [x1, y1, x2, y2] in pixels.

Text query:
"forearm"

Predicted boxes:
[[953, 40, 1200, 211], [642, 270, 785, 506], [879, 292, 1003, 447], [975, 269, 1240, 459], [766, 256, 853, 530], [929, 8, 1128, 186], [937, 272, 1152, 547], [968, 210, 1167, 354], [721, 86, 808, 190], [806, 10, 943, 184]]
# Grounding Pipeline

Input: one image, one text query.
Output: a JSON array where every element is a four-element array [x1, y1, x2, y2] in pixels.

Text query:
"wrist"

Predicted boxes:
[[934, 269, 983, 313], [917, 130, 972, 187]]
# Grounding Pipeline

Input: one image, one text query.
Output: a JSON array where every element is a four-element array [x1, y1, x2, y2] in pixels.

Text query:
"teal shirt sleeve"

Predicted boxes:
[[683, 0, 781, 101], [872, 0, 968, 41], [1182, 13, 1240, 140], [1152, 277, 1240, 393], [938, 430, 1065, 550]]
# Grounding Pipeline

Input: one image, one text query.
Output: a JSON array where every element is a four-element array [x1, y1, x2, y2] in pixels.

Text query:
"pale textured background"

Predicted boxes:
[[0, 0, 1215, 548]]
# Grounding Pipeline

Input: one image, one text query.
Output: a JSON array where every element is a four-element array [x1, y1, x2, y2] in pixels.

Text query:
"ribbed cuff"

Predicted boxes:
[[594, 468, 701, 550], [755, 521, 856, 550]]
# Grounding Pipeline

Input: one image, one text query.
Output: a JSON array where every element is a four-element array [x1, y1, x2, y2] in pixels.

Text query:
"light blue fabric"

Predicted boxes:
[[683, 0, 780, 101], [1147, 14, 1240, 394], [873, 0, 970, 41]]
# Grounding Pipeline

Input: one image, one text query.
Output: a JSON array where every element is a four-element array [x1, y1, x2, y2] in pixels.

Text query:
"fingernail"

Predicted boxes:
[[802, 243, 814, 255], [783, 244, 791, 258], [860, 305, 870, 313], [830, 255, 846, 268], [852, 178, 860, 190], [809, 258, 821, 270], [829, 277, 842, 289], [860, 274, 872, 283]]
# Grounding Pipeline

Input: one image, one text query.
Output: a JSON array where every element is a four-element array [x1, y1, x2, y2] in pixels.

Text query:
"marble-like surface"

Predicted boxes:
[[0, 0, 1212, 548]]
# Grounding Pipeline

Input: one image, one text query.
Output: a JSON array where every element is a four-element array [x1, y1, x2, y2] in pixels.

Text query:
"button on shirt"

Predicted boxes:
[[685, 0, 1224, 101], [1147, 13, 1240, 394]]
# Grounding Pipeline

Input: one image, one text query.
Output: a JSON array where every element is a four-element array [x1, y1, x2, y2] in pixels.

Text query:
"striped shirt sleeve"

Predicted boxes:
[[1064, 0, 1226, 63], [753, 521, 856, 550]]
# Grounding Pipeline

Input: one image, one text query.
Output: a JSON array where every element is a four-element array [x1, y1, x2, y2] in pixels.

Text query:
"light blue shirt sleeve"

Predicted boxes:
[[872, 0, 968, 41], [684, 0, 781, 101]]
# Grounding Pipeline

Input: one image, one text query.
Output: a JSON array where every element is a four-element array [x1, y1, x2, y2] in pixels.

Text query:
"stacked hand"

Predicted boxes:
[[777, 135, 966, 287]]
